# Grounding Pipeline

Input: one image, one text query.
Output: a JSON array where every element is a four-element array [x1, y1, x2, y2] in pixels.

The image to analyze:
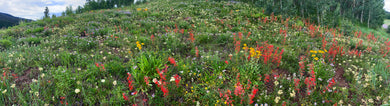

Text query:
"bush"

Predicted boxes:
[[32, 27, 44, 33], [340, 19, 354, 36], [0, 39, 13, 49], [76, 38, 97, 52], [23, 37, 42, 45]]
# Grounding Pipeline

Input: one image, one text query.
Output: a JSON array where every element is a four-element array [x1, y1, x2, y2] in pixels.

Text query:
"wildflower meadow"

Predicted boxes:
[[0, 0, 389, 105]]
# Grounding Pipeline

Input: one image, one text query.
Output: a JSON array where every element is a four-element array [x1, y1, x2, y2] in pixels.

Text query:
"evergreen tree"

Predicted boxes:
[[65, 6, 74, 16], [44, 7, 49, 18]]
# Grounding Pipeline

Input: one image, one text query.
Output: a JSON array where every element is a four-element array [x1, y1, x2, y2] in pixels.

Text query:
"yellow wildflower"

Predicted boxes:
[[256, 50, 262, 58], [136, 8, 142, 11], [314, 57, 319, 60], [249, 47, 255, 57], [312, 54, 316, 57], [144, 8, 148, 11], [242, 44, 248, 50], [136, 41, 142, 50], [318, 50, 324, 54]]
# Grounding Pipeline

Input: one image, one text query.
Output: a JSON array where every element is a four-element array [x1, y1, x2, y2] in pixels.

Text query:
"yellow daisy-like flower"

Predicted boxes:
[[144, 8, 148, 11], [256, 50, 262, 57], [314, 57, 319, 60], [312, 54, 316, 57], [136, 8, 142, 11], [318, 50, 324, 54], [136, 41, 142, 50], [242, 44, 248, 50]]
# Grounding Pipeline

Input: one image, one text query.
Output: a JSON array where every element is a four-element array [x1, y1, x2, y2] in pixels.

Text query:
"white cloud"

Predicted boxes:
[[385, 0, 390, 12], [0, 0, 85, 20]]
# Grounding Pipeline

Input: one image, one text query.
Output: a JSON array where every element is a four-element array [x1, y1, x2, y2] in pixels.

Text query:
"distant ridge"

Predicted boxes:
[[0, 12, 32, 28]]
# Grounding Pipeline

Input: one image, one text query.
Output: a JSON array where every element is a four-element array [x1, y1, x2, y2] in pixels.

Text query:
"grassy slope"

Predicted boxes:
[[0, 0, 389, 105], [355, 25, 389, 39], [384, 19, 390, 25]]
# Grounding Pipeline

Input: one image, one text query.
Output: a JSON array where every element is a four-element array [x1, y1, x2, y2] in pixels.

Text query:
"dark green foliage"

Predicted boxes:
[[76, 38, 98, 52], [0, 39, 13, 49], [22, 37, 42, 45], [32, 27, 44, 33], [219, 0, 385, 29], [387, 27, 390, 34], [65, 6, 74, 16], [106, 60, 127, 78], [44, 7, 49, 18], [77, 0, 135, 14]]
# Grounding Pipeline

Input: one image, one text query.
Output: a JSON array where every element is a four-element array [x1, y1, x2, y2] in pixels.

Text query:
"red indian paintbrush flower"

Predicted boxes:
[[195, 46, 199, 57], [174, 74, 181, 86], [235, 41, 241, 54], [238, 32, 243, 40], [264, 74, 270, 83], [189, 32, 195, 43], [151, 34, 155, 42], [180, 29, 184, 34], [249, 87, 258, 104], [168, 57, 177, 66], [127, 73, 134, 91], [144, 76, 149, 85], [123, 93, 128, 101]]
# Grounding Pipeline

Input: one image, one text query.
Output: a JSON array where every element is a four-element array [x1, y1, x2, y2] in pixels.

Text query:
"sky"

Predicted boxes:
[[0, 0, 389, 20], [385, 0, 390, 12], [0, 0, 86, 20]]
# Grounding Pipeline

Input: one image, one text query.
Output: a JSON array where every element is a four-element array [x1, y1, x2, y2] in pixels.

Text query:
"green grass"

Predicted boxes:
[[355, 25, 390, 38], [384, 19, 390, 25], [0, 0, 389, 105]]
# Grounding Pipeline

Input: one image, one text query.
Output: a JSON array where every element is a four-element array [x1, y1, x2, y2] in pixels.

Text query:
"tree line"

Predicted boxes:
[[43, 0, 385, 29], [45, 0, 146, 18], [217, 0, 385, 29], [77, 0, 136, 13]]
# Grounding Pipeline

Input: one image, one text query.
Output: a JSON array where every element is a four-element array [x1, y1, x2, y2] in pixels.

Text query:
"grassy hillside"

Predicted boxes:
[[384, 19, 390, 25], [0, 0, 389, 105]]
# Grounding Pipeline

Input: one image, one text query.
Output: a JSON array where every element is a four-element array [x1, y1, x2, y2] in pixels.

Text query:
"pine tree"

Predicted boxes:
[[44, 7, 49, 18]]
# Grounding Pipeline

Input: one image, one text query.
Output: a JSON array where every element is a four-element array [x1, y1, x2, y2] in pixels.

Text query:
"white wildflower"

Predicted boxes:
[[75, 89, 80, 94], [113, 80, 117, 86]]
